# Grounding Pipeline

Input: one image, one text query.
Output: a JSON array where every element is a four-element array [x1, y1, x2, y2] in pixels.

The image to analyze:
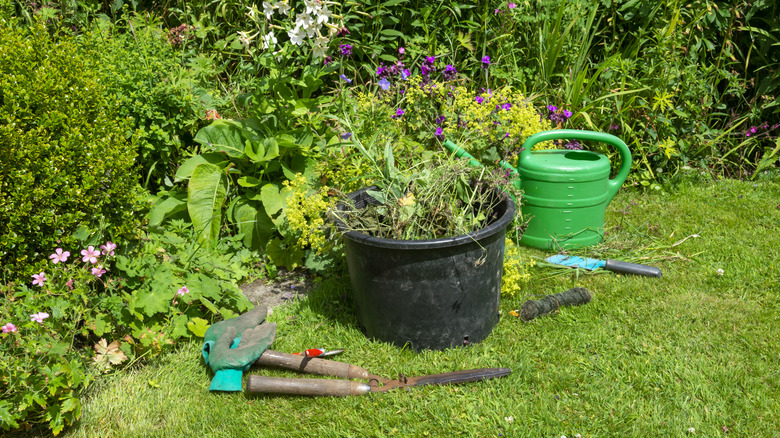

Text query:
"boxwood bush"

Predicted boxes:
[[0, 19, 145, 282]]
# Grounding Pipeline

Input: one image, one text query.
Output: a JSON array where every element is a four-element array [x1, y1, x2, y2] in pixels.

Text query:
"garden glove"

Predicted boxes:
[[206, 323, 276, 391], [201, 305, 273, 392], [202, 305, 268, 364]]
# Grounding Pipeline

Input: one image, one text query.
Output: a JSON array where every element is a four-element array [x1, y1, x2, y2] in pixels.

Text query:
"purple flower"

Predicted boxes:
[[564, 140, 583, 150], [563, 110, 573, 119], [502, 103, 512, 111], [100, 241, 116, 256], [81, 246, 100, 264], [323, 56, 334, 66], [91, 265, 106, 277], [475, 96, 484, 104], [49, 248, 70, 264], [443, 64, 457, 81], [339, 44, 352, 57], [481, 56, 491, 69], [435, 115, 446, 125], [341, 132, 352, 140], [391, 108, 405, 119], [435, 127, 444, 139], [401, 69, 411, 80], [609, 124, 620, 131], [339, 74, 352, 84], [378, 78, 391, 90], [30, 312, 50, 323], [377, 64, 388, 78], [547, 105, 558, 112], [32, 272, 46, 287], [421, 56, 436, 76]]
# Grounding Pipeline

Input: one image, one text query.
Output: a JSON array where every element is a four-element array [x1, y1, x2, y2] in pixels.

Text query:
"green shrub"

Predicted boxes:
[[0, 19, 145, 282], [79, 13, 221, 190]]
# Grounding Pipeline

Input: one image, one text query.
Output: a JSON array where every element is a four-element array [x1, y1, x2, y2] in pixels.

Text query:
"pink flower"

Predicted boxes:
[[177, 286, 189, 297], [81, 246, 100, 264], [508, 2, 517, 8], [100, 241, 116, 256], [32, 272, 46, 287], [30, 312, 50, 323], [91, 265, 107, 277], [2, 323, 17, 333], [66, 279, 74, 290], [49, 248, 70, 264]]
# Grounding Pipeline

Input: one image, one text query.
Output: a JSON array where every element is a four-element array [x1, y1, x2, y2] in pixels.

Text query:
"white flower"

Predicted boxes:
[[287, 26, 305, 45], [313, 33, 329, 48], [296, 13, 315, 31], [262, 1, 274, 19], [311, 42, 326, 58], [262, 31, 277, 50], [315, 4, 332, 24], [716, 268, 724, 276], [275, 0, 291, 16], [237, 31, 258, 49], [304, 0, 320, 15], [687, 427, 696, 434], [504, 416, 514, 424]]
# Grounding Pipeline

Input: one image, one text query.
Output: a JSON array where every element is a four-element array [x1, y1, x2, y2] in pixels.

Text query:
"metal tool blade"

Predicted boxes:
[[374, 368, 512, 392]]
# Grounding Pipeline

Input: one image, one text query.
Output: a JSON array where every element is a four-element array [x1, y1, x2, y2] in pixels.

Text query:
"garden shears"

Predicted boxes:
[[247, 349, 511, 396]]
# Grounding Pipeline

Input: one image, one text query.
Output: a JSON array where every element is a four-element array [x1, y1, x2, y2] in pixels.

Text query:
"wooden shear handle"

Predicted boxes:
[[246, 375, 371, 396], [254, 349, 373, 381]]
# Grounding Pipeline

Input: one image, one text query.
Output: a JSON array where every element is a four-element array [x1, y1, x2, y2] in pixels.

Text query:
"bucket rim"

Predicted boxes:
[[334, 187, 516, 250]]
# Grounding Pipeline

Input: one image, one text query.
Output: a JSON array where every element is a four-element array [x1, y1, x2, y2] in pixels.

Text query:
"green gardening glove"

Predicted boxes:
[[206, 323, 276, 391], [202, 305, 268, 364], [201, 305, 273, 392]]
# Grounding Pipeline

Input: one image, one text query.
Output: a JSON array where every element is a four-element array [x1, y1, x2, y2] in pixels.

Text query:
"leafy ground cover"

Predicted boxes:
[[57, 176, 780, 438]]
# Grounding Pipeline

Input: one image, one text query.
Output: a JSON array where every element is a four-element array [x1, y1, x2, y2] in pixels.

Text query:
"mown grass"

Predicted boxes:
[[63, 176, 780, 438]]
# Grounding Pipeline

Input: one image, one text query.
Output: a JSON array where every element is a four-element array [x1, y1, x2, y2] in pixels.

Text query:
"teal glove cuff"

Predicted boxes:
[[209, 368, 244, 392]]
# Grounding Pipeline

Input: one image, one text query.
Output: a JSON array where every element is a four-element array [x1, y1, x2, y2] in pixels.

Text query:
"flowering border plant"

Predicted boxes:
[[326, 52, 555, 240]]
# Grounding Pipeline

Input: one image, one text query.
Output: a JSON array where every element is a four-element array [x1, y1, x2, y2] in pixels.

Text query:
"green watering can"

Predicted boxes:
[[517, 129, 631, 249], [443, 129, 631, 250]]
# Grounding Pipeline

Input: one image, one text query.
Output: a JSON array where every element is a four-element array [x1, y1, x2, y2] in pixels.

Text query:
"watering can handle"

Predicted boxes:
[[518, 129, 632, 200]]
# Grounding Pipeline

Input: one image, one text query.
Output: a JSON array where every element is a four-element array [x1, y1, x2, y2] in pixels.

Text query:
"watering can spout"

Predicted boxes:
[[442, 140, 521, 190]]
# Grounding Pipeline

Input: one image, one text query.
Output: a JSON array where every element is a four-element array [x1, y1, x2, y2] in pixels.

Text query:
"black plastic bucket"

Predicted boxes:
[[335, 187, 515, 350]]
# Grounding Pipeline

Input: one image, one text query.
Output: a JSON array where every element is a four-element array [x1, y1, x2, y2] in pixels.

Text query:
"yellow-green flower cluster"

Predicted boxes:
[[501, 238, 535, 297], [282, 174, 331, 254]]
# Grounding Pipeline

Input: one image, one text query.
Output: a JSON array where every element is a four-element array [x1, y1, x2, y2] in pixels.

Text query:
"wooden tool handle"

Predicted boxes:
[[255, 349, 371, 381], [246, 375, 371, 396]]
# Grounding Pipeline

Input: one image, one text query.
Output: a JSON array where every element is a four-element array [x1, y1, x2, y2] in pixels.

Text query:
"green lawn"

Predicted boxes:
[[64, 176, 780, 438]]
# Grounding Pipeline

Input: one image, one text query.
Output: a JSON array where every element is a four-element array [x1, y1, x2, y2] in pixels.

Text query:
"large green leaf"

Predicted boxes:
[[187, 163, 228, 248], [174, 152, 229, 182], [266, 237, 304, 271], [231, 196, 274, 251], [246, 138, 280, 164], [193, 119, 254, 158], [260, 183, 283, 217], [148, 191, 187, 228]]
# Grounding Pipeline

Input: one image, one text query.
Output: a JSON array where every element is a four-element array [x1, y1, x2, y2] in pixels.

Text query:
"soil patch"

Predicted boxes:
[[240, 270, 313, 311]]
